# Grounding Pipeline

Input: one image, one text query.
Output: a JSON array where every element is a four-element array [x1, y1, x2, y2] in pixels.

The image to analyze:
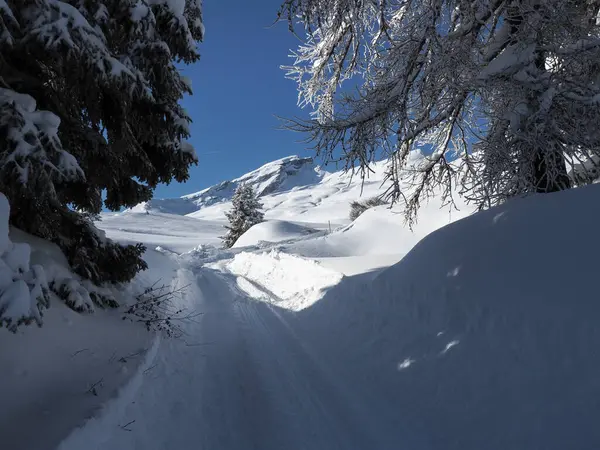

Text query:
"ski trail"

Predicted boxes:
[[60, 265, 391, 450]]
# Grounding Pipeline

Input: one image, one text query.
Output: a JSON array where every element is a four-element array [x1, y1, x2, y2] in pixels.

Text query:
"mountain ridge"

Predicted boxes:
[[131, 155, 323, 215]]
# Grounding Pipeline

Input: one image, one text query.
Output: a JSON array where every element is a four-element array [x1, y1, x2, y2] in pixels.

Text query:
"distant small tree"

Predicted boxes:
[[349, 197, 387, 221], [222, 184, 264, 248]]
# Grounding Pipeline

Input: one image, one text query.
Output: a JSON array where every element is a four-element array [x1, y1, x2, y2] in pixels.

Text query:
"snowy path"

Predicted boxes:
[[60, 264, 394, 450]]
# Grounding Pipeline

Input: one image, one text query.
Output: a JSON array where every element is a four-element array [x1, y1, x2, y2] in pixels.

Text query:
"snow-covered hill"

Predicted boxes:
[[103, 151, 474, 270], [215, 183, 600, 450], [64, 171, 600, 450], [123, 150, 471, 231], [10, 151, 600, 450], [131, 156, 323, 216]]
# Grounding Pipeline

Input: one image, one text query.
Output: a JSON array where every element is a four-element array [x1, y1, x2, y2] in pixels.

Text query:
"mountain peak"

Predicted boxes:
[[131, 155, 322, 215]]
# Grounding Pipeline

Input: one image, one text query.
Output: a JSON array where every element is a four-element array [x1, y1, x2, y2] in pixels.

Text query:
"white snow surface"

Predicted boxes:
[[218, 249, 344, 311], [58, 180, 600, 450], [0, 230, 162, 450], [98, 211, 223, 254], [232, 220, 320, 248], [6, 151, 600, 449]]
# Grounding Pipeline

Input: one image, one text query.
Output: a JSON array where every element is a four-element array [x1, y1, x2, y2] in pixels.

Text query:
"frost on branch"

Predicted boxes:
[[0, 193, 50, 332], [280, 0, 600, 221]]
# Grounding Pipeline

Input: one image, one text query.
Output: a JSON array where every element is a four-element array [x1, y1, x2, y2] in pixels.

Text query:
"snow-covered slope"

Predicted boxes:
[[223, 183, 600, 449], [186, 156, 396, 227], [131, 151, 466, 232], [54, 151, 600, 450], [131, 156, 323, 216], [98, 211, 223, 254], [110, 150, 474, 270], [232, 220, 321, 248]]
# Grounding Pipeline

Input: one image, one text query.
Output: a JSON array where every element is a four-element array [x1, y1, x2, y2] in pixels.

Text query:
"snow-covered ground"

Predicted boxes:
[[5, 153, 600, 449], [98, 211, 223, 254], [0, 194, 161, 450]]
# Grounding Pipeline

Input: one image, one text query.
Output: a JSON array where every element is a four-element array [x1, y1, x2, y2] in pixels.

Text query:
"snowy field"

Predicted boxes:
[[4, 154, 600, 449]]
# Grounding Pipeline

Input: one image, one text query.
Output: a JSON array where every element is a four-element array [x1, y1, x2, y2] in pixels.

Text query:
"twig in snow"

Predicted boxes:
[[70, 348, 90, 358], [119, 419, 136, 431], [143, 364, 157, 374], [118, 349, 144, 363], [86, 378, 104, 396], [184, 340, 215, 347], [122, 281, 195, 338]]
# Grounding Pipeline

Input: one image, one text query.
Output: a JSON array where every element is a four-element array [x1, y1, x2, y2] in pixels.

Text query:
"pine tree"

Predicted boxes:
[[279, 1, 600, 221], [0, 1, 203, 290], [222, 184, 265, 249]]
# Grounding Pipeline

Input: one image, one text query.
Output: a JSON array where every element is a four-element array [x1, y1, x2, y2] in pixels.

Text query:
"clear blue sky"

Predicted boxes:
[[154, 1, 311, 199]]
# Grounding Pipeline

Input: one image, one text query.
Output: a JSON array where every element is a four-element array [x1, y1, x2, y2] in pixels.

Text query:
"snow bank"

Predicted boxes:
[[294, 183, 600, 449], [0, 193, 49, 331], [224, 250, 343, 311], [233, 220, 320, 248], [284, 197, 470, 260], [189, 151, 476, 237], [98, 211, 224, 254], [0, 217, 175, 450], [56, 336, 160, 450]]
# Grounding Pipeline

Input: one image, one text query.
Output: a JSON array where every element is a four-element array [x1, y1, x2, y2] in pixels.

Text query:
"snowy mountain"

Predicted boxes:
[[131, 156, 322, 216], [103, 151, 473, 256]]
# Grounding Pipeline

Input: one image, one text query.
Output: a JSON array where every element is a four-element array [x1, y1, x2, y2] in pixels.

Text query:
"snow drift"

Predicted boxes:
[[284, 183, 600, 449], [223, 250, 343, 311], [233, 220, 320, 248]]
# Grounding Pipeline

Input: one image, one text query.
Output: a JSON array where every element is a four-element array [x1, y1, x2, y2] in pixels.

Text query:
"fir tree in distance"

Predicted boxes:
[[0, 1, 203, 294], [279, 0, 600, 224], [222, 184, 265, 249]]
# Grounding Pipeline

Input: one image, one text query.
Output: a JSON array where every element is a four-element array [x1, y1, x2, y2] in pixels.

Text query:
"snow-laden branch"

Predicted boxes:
[[279, 0, 600, 219]]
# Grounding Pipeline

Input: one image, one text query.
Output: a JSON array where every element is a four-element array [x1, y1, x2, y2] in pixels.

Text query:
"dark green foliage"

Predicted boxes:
[[222, 184, 265, 249], [0, 0, 203, 293]]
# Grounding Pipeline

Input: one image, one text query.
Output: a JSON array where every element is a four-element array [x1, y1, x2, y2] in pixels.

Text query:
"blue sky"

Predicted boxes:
[[155, 1, 311, 199]]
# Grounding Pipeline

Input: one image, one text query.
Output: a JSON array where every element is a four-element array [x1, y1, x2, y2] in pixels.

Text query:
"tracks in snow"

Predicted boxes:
[[60, 261, 394, 450]]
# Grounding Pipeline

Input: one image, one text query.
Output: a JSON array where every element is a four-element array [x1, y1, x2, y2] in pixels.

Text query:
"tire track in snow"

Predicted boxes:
[[59, 263, 393, 450]]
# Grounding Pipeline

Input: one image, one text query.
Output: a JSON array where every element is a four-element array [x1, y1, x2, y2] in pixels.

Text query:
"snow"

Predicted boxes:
[[130, 2, 150, 22], [98, 211, 223, 254], [285, 183, 600, 449], [219, 250, 344, 311], [136, 155, 323, 214], [0, 226, 176, 449], [0, 193, 9, 254], [148, 0, 186, 17], [0, 194, 49, 331], [6, 149, 600, 449], [0, 298, 155, 450], [0, 88, 84, 184], [478, 42, 537, 80], [233, 220, 320, 248]]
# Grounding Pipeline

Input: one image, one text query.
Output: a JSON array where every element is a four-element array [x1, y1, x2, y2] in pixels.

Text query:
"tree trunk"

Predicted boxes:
[[509, 0, 572, 194], [532, 149, 571, 193]]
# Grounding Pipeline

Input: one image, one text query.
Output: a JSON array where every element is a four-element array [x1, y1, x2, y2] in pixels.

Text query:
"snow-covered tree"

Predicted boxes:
[[0, 1, 203, 287], [0, 193, 50, 332], [222, 184, 265, 249], [279, 0, 600, 221]]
